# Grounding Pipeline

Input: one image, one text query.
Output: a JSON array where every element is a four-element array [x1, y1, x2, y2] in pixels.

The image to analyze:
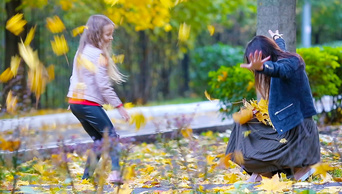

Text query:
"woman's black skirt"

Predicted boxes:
[[225, 118, 320, 173]]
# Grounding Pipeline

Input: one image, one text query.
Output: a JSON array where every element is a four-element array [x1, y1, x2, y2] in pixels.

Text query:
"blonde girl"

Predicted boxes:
[[67, 14, 129, 183]]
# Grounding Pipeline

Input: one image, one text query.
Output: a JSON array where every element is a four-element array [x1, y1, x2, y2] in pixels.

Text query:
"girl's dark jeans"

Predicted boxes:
[[69, 104, 120, 179]]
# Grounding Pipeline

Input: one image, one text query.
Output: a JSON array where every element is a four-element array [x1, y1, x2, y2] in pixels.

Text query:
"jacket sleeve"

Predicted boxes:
[[275, 38, 286, 51], [260, 56, 301, 79], [94, 56, 123, 108]]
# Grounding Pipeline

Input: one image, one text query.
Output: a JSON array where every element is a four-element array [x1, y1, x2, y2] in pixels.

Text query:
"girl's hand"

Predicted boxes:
[[240, 50, 270, 71], [268, 29, 283, 40], [118, 106, 130, 122]]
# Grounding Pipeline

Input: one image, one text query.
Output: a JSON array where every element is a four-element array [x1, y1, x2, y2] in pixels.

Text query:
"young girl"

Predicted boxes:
[[67, 14, 130, 183], [225, 30, 320, 182]]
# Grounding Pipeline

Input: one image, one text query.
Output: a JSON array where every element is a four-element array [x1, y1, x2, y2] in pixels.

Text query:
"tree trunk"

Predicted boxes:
[[179, 53, 189, 96], [257, 0, 297, 52], [137, 31, 151, 104]]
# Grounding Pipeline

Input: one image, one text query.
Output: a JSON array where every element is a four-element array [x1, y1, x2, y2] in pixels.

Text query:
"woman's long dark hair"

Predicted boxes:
[[244, 35, 303, 100]]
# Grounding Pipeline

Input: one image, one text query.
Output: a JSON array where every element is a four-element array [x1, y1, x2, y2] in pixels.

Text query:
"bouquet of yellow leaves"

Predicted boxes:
[[232, 98, 273, 128]]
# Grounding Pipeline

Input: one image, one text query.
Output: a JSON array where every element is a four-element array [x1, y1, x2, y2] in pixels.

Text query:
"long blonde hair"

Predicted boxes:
[[78, 14, 126, 84]]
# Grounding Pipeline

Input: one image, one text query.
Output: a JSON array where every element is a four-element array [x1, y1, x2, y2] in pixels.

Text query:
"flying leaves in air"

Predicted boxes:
[[6, 13, 27, 36], [46, 15, 65, 33], [77, 54, 96, 72], [72, 25, 87, 37], [51, 35, 69, 56], [130, 112, 146, 130], [24, 26, 36, 46], [178, 23, 191, 42], [6, 91, 18, 114], [0, 68, 14, 83], [18, 40, 40, 70], [112, 54, 125, 64], [207, 25, 215, 36], [204, 90, 217, 101]]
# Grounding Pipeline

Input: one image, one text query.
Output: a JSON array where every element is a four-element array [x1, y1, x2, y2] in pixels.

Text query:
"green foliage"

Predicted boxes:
[[297, 47, 342, 99], [208, 65, 256, 116], [190, 43, 244, 95]]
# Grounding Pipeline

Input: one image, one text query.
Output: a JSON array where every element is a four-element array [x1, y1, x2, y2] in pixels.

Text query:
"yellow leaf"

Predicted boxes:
[[18, 41, 40, 70], [24, 26, 36, 46], [206, 155, 215, 165], [112, 54, 125, 64], [123, 165, 136, 180], [312, 163, 334, 178], [6, 91, 17, 114], [72, 25, 87, 37], [51, 35, 69, 56], [218, 153, 231, 169], [0, 68, 14, 83], [181, 128, 193, 139], [102, 104, 113, 111], [124, 102, 134, 109], [279, 138, 287, 144], [223, 173, 239, 183], [164, 23, 172, 32], [10, 55, 21, 76], [256, 174, 292, 192], [243, 130, 251, 137], [46, 15, 65, 33], [59, 0, 73, 11], [178, 23, 190, 42], [232, 108, 253, 125], [204, 90, 217, 101], [28, 65, 48, 99], [246, 81, 254, 91], [233, 150, 244, 165], [77, 54, 96, 72], [46, 65, 55, 81], [129, 112, 146, 130], [207, 25, 215, 36], [6, 13, 27, 36]]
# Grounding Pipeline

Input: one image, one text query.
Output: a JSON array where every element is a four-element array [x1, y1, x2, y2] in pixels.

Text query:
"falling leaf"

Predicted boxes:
[[218, 153, 232, 169], [232, 108, 253, 125], [178, 23, 190, 42], [46, 15, 65, 33], [312, 163, 334, 178], [234, 151, 244, 165], [51, 35, 69, 56], [279, 138, 287, 144], [77, 54, 96, 72], [256, 174, 292, 192], [24, 26, 36, 46], [6, 91, 18, 114], [124, 102, 134, 109], [72, 25, 87, 37], [112, 54, 125, 64], [0, 68, 14, 83], [207, 25, 215, 36], [164, 23, 172, 32], [246, 81, 254, 91], [204, 90, 217, 101], [129, 112, 146, 130], [18, 40, 40, 70], [6, 13, 27, 36], [10, 55, 21, 76]]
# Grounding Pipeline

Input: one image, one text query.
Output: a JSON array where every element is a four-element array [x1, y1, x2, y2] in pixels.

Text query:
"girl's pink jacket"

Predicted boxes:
[[67, 44, 123, 108]]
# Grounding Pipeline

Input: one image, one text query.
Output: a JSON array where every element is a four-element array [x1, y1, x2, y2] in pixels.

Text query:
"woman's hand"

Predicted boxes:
[[118, 106, 130, 122], [240, 50, 270, 71], [268, 29, 283, 40]]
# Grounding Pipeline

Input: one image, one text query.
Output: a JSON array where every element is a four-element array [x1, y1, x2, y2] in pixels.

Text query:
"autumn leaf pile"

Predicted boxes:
[[1, 128, 342, 193]]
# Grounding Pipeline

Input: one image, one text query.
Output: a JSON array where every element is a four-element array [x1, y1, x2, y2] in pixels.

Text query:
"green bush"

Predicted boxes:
[[297, 47, 342, 99], [208, 65, 256, 116], [190, 44, 244, 95]]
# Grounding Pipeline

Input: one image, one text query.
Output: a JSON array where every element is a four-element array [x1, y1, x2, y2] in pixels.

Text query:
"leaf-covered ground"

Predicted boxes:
[[1, 128, 342, 193]]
